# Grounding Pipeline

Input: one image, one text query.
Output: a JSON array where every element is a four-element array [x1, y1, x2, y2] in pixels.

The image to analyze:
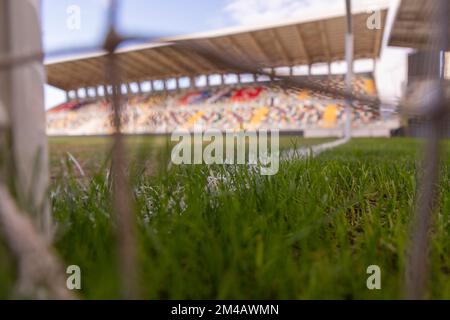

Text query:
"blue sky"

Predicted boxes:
[[41, 0, 237, 108], [41, 0, 233, 52], [41, 0, 406, 109]]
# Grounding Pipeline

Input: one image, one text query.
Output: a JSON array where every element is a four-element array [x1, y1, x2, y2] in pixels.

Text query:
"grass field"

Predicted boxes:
[[47, 135, 333, 176], [1, 137, 450, 299]]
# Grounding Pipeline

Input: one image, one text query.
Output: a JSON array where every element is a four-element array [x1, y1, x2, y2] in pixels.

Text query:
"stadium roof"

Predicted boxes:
[[46, 9, 388, 91], [389, 0, 450, 49]]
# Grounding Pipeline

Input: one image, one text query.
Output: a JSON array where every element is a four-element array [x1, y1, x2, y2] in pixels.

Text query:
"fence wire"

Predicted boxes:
[[0, 0, 448, 299]]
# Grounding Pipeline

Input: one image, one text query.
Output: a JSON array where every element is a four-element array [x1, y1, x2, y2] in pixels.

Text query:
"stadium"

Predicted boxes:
[[1, 0, 450, 304], [45, 9, 394, 137]]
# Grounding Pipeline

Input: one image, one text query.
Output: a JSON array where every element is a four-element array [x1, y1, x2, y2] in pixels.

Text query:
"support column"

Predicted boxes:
[[150, 80, 154, 92], [0, 0, 51, 236], [65, 91, 71, 102], [103, 85, 109, 98], [345, 0, 354, 139]]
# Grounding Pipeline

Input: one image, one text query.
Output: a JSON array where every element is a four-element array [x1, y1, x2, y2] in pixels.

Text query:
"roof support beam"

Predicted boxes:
[[77, 59, 104, 76], [270, 29, 291, 64], [215, 37, 246, 59], [150, 49, 190, 75], [293, 25, 310, 65], [74, 59, 105, 85], [318, 21, 332, 63], [133, 51, 178, 77], [165, 47, 205, 74], [52, 64, 91, 90], [200, 39, 225, 60], [201, 38, 242, 71], [116, 55, 152, 81], [128, 52, 167, 76], [185, 48, 224, 72], [46, 70, 73, 90], [247, 33, 270, 63]]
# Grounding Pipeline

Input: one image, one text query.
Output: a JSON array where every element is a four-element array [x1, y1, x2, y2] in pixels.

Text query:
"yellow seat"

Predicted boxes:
[[185, 111, 204, 128], [364, 79, 376, 95], [321, 104, 338, 128], [246, 107, 269, 129]]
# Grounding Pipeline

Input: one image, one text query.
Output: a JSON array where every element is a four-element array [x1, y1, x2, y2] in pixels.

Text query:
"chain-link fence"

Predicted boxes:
[[0, 0, 449, 299]]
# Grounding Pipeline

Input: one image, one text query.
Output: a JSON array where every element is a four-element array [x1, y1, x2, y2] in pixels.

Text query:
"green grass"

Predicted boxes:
[[2, 137, 450, 299], [48, 135, 332, 176]]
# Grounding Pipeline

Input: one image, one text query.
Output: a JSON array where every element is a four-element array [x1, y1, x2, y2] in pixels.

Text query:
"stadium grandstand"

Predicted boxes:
[[45, 9, 400, 137]]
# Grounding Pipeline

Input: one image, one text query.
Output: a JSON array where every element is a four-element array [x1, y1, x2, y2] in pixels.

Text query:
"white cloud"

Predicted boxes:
[[99, 0, 111, 8], [224, 0, 391, 26]]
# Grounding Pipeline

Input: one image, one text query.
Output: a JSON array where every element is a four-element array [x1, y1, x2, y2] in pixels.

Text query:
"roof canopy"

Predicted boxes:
[[389, 0, 450, 49], [46, 10, 387, 91]]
